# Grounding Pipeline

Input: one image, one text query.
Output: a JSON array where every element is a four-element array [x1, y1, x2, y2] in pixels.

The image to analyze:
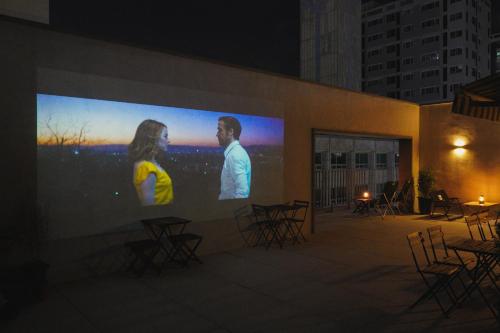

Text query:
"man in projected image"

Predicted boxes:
[[216, 116, 251, 200]]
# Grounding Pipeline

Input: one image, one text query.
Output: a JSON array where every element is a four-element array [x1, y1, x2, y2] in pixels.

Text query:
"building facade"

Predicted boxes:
[[362, 0, 491, 103], [300, 0, 362, 90], [491, 32, 500, 74]]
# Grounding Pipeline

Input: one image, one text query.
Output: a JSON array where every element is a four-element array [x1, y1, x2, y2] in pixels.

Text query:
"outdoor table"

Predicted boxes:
[[352, 198, 376, 215], [447, 237, 500, 319], [141, 216, 196, 268], [463, 201, 499, 216], [252, 203, 298, 249]]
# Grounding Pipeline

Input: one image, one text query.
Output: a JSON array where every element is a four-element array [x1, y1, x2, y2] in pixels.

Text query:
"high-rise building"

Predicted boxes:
[[362, 0, 491, 103], [491, 33, 500, 74], [300, 0, 362, 90]]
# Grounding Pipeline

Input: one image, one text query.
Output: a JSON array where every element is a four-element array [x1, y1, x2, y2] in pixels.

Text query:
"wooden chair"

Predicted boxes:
[[429, 190, 464, 220], [375, 181, 400, 219], [476, 212, 499, 241], [406, 232, 461, 316], [465, 215, 486, 241]]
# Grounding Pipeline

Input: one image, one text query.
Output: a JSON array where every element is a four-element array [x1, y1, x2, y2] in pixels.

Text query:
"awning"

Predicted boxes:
[[452, 73, 500, 122]]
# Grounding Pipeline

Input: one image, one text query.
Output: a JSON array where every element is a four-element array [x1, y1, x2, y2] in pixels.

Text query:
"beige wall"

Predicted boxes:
[[420, 103, 500, 203], [1, 20, 420, 280]]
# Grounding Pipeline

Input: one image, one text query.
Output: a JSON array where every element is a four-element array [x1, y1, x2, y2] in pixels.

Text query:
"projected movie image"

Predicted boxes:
[[37, 94, 284, 238]]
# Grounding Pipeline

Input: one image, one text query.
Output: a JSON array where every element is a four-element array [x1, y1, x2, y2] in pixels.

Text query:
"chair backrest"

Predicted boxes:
[[234, 205, 253, 231], [398, 179, 411, 200], [430, 190, 447, 202], [376, 193, 390, 206], [407, 232, 431, 271], [383, 181, 398, 198], [426, 225, 450, 261], [476, 211, 498, 240], [465, 214, 486, 240], [251, 204, 271, 223], [292, 200, 309, 221]]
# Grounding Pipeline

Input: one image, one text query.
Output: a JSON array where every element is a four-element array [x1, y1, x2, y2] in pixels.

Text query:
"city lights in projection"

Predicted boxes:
[[37, 94, 284, 210]]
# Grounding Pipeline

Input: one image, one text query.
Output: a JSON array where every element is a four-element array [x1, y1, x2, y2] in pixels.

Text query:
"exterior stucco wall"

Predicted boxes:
[[1, 20, 419, 280], [420, 103, 500, 203]]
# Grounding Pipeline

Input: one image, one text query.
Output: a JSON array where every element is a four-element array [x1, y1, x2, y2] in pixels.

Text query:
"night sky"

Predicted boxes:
[[50, 0, 300, 77], [50, 0, 498, 78]]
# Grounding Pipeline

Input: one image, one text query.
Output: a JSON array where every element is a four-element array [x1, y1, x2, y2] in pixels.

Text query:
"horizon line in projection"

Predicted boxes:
[[37, 94, 284, 147]]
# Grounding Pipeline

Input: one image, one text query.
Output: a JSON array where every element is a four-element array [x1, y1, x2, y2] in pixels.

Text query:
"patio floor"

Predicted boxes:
[[2, 211, 499, 333]]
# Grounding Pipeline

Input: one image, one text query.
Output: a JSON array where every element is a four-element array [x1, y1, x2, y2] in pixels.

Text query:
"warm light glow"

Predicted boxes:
[[453, 147, 466, 156], [453, 138, 466, 147], [479, 195, 485, 205], [363, 192, 369, 198]]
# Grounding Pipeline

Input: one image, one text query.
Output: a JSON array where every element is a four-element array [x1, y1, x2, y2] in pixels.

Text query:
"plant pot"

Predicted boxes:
[[418, 197, 432, 214]]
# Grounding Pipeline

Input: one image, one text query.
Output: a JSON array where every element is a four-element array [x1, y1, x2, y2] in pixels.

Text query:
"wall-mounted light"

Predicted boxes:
[[452, 137, 467, 157], [453, 147, 466, 156], [453, 138, 466, 147]]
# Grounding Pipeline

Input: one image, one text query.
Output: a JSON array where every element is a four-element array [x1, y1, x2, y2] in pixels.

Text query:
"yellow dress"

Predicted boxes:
[[133, 161, 173, 205]]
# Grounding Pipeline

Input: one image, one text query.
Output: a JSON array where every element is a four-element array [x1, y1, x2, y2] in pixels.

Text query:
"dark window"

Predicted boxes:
[[376, 153, 388, 169], [421, 1, 439, 11], [422, 35, 440, 44], [450, 12, 463, 21], [355, 153, 369, 168], [331, 153, 347, 169], [315, 153, 322, 165]]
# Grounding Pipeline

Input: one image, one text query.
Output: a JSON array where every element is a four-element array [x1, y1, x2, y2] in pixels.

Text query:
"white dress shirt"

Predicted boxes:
[[219, 140, 251, 200]]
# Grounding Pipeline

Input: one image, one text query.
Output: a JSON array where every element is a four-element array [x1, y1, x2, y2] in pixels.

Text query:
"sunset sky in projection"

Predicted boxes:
[[37, 94, 284, 146]]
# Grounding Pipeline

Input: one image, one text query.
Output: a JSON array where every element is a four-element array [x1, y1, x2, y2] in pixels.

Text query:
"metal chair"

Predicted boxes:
[[234, 205, 262, 247], [124, 239, 160, 276], [286, 200, 309, 243], [251, 204, 284, 249], [429, 190, 464, 220], [407, 232, 461, 316], [168, 233, 203, 266]]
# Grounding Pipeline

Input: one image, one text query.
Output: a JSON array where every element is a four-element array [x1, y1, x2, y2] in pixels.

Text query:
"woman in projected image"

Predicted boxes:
[[128, 119, 173, 206]]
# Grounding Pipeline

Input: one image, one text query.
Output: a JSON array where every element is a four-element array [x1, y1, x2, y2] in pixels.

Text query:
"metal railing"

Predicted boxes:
[[314, 167, 398, 208]]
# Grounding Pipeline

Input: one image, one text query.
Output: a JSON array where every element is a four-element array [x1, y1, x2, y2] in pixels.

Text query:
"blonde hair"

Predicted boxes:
[[128, 119, 166, 162]]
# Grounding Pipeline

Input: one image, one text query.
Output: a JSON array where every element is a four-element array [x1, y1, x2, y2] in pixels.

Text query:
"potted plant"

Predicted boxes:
[[418, 169, 435, 214]]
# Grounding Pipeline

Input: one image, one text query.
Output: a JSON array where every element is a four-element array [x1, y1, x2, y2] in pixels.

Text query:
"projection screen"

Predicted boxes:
[[37, 94, 284, 239]]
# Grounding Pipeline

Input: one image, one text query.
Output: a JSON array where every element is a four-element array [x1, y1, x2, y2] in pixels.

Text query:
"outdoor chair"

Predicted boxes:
[[426, 225, 474, 268], [167, 233, 203, 266], [286, 200, 309, 243], [465, 215, 487, 241], [406, 232, 461, 316], [429, 190, 464, 220], [475, 212, 499, 241], [396, 179, 413, 214], [375, 181, 400, 219], [251, 204, 284, 249], [124, 239, 160, 277], [234, 205, 262, 247]]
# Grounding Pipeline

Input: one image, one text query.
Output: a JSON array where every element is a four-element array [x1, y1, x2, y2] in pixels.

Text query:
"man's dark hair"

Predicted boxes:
[[219, 116, 242, 140]]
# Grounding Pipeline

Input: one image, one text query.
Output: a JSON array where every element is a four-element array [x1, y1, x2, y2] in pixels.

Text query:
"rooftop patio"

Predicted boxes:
[[3, 211, 498, 333]]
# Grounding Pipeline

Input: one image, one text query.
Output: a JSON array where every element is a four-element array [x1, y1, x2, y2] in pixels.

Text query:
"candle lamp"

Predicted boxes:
[[478, 195, 485, 205], [363, 191, 369, 198]]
